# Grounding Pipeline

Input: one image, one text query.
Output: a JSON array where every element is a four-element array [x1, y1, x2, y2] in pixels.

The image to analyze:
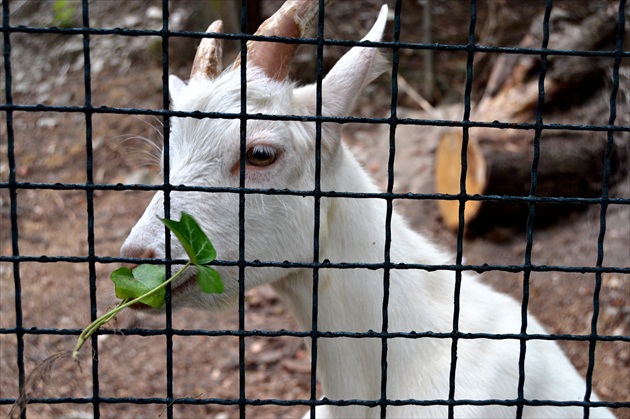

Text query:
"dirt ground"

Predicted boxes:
[[1, 1, 628, 418]]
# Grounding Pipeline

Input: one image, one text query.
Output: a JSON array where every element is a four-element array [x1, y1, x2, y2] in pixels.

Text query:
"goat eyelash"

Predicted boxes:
[[246, 144, 279, 167]]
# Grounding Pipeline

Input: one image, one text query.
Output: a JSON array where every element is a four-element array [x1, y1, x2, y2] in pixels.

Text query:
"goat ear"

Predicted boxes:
[[295, 5, 388, 120], [321, 5, 388, 116], [169, 75, 187, 100]]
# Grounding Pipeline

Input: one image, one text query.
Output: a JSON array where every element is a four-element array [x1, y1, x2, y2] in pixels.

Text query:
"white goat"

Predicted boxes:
[[120, 2, 614, 418]]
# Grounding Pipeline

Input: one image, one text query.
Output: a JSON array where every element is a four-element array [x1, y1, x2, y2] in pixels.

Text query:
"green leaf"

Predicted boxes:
[[159, 212, 216, 265], [196, 265, 224, 294], [110, 265, 166, 309], [52, 0, 76, 28]]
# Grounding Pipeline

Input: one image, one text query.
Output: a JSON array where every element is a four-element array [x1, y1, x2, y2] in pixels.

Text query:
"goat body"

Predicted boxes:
[[120, 3, 614, 418]]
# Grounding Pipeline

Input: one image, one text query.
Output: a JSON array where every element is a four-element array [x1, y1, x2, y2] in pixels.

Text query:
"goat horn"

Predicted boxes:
[[231, 0, 334, 80], [191, 20, 224, 80]]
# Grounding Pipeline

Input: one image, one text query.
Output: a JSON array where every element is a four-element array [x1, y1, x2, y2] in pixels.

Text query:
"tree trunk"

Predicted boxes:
[[435, 127, 627, 231]]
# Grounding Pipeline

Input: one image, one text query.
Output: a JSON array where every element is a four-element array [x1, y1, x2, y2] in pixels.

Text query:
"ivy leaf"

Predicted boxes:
[[196, 265, 224, 294], [110, 265, 166, 309], [159, 212, 216, 265], [76, 213, 223, 360]]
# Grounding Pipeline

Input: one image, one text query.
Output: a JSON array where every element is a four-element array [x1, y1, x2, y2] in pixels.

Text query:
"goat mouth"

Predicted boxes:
[[129, 267, 197, 311]]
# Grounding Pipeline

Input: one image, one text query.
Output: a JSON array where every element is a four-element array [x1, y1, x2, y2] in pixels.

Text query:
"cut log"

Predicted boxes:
[[434, 7, 628, 231], [435, 127, 627, 230]]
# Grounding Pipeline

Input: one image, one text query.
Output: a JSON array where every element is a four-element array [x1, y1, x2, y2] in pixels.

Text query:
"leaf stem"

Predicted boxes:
[[72, 261, 193, 360]]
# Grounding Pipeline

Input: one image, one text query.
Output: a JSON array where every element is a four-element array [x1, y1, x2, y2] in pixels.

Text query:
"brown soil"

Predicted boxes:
[[1, 1, 628, 418]]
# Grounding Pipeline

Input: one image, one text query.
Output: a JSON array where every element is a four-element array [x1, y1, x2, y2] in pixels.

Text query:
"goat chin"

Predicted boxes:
[[119, 3, 615, 418]]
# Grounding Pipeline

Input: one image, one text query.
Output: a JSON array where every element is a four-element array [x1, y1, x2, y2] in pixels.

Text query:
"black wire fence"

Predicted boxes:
[[1, 0, 629, 418]]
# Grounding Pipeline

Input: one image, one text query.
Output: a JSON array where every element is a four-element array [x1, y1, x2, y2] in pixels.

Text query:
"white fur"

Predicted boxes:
[[121, 5, 614, 418]]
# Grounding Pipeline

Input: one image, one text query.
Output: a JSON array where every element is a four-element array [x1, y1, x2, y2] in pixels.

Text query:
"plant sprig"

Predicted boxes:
[[72, 212, 223, 360]]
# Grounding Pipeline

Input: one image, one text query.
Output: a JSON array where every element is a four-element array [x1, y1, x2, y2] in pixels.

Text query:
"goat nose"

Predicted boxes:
[[120, 245, 156, 269]]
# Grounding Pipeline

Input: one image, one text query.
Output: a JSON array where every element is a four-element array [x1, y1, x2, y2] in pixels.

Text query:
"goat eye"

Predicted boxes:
[[246, 145, 277, 167]]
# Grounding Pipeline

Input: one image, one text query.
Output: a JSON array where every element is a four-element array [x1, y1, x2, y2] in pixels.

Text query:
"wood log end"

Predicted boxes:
[[435, 130, 487, 230]]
